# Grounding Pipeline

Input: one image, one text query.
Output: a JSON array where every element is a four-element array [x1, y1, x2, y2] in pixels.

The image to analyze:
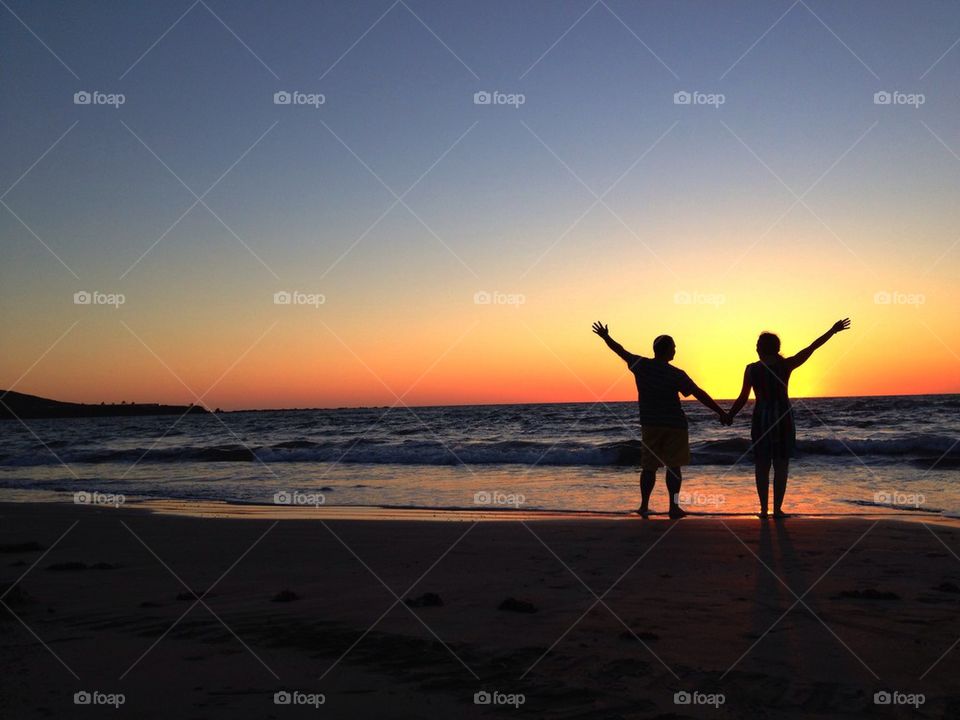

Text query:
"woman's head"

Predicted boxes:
[[756, 332, 781, 358]]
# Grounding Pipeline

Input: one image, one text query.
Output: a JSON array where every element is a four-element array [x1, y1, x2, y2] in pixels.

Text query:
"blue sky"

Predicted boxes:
[[2, 1, 959, 405]]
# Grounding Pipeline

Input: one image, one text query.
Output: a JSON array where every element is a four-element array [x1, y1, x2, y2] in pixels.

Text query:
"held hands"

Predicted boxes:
[[831, 318, 851, 334], [718, 410, 733, 426], [591, 321, 610, 339]]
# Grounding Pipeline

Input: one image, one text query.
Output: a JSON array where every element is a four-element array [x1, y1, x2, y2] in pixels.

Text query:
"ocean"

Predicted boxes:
[[1, 395, 958, 516]]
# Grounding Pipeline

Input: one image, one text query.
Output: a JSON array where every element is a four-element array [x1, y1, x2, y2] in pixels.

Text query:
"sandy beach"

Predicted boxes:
[[2, 501, 959, 718]]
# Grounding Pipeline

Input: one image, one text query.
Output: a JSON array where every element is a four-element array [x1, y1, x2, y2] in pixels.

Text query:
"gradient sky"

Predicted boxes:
[[2, 0, 959, 409]]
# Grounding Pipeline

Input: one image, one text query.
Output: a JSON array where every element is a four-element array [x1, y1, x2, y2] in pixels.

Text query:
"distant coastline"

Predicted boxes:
[[0, 391, 956, 417], [0, 391, 210, 420]]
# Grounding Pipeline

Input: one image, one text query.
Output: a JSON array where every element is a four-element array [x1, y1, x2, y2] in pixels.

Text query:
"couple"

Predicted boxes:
[[592, 318, 850, 519]]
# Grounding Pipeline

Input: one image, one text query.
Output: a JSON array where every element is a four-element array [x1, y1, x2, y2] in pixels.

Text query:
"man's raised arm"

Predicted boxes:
[[591, 321, 638, 364]]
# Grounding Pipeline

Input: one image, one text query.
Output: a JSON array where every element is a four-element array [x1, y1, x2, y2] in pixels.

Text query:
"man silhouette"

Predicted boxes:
[[592, 322, 730, 518]]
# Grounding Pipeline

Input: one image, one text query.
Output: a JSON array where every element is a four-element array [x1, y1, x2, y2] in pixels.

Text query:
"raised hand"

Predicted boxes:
[[591, 321, 609, 338], [831, 318, 851, 334]]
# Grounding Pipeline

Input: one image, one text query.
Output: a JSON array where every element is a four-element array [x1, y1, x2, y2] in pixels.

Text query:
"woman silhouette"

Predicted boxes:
[[729, 319, 850, 518]]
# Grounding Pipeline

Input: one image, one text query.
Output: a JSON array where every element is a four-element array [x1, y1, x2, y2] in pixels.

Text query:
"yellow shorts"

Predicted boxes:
[[640, 425, 690, 470]]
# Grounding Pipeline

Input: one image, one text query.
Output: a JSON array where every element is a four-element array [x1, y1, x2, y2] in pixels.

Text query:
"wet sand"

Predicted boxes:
[[2, 500, 959, 718]]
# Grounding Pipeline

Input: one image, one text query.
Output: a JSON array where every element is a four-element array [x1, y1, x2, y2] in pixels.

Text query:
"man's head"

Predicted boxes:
[[652, 334, 676, 360], [756, 331, 781, 357]]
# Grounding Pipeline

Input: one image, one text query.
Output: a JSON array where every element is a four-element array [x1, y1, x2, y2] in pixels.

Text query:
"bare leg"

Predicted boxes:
[[772, 459, 789, 517], [666, 467, 686, 519], [755, 455, 771, 518], [638, 469, 656, 515]]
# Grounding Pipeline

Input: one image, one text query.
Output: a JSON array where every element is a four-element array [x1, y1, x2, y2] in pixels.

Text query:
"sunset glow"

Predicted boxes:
[[2, 1, 958, 409]]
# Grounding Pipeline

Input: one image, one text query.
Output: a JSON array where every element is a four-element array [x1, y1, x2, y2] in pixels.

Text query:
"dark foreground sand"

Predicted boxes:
[[2, 502, 959, 719]]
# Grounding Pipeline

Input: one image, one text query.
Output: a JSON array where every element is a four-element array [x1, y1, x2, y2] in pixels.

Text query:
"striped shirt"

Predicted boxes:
[[627, 356, 695, 428]]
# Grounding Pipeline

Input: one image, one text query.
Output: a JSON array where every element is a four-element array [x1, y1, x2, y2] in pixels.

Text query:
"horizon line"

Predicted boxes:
[[214, 390, 960, 412], [5, 388, 958, 414]]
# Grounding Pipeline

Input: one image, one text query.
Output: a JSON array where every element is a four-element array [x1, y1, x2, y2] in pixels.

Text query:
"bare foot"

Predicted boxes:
[[773, 510, 791, 519], [635, 506, 650, 518], [669, 507, 687, 520], [758, 510, 769, 520]]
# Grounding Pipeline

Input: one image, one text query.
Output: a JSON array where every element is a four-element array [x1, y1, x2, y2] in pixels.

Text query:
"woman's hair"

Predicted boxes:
[[757, 331, 782, 357]]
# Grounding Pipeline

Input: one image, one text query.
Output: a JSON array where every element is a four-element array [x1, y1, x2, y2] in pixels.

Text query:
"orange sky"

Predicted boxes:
[[4, 0, 960, 410], [5, 237, 958, 409]]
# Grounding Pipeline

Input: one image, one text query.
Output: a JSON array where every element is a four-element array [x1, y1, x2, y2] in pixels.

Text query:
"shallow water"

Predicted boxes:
[[0, 395, 957, 516]]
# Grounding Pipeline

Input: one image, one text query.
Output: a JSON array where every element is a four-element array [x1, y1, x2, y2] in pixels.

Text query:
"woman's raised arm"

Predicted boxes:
[[786, 318, 850, 371]]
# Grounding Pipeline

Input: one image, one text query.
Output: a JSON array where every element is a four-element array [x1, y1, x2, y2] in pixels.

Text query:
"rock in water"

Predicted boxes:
[[498, 597, 537, 613]]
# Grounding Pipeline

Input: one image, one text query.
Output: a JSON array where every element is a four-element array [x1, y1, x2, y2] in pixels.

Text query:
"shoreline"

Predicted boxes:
[[3, 496, 959, 526]]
